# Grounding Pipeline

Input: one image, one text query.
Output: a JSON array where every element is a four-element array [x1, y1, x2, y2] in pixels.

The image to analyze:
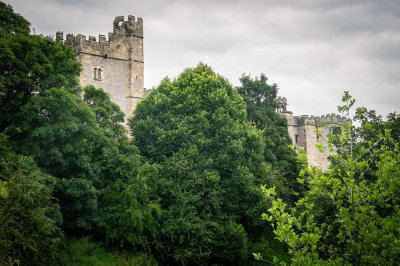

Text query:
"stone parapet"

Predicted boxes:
[[290, 114, 351, 127], [56, 16, 143, 60], [276, 96, 287, 105], [56, 15, 145, 121]]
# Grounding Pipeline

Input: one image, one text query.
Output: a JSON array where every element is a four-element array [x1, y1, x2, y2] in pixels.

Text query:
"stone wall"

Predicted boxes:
[[278, 97, 351, 171], [56, 15, 145, 119]]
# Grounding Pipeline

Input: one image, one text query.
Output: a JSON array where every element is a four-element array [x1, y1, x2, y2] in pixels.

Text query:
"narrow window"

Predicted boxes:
[[98, 69, 102, 80], [295, 134, 299, 145], [94, 68, 97, 80]]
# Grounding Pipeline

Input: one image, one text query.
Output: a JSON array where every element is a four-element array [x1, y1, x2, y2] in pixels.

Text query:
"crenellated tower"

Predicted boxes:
[[56, 15, 145, 119], [277, 97, 351, 171]]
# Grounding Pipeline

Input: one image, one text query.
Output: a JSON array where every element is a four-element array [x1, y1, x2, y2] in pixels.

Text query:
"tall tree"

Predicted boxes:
[[237, 74, 299, 203], [0, 1, 81, 132], [260, 92, 400, 265], [0, 1, 29, 35], [0, 134, 62, 265], [129, 64, 274, 264], [10, 85, 131, 232]]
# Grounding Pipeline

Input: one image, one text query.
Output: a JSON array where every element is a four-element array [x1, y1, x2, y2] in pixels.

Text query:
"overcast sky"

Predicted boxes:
[[5, 0, 400, 117]]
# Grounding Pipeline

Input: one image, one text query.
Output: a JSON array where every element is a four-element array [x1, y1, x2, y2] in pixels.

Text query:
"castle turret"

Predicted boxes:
[[57, 16, 145, 120], [277, 96, 351, 171]]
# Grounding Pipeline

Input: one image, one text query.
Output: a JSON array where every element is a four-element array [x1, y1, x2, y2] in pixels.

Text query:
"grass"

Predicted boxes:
[[51, 237, 158, 266]]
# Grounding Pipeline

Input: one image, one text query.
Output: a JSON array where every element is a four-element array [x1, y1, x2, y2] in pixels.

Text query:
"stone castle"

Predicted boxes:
[[57, 16, 349, 171], [56, 15, 145, 117], [277, 97, 350, 170]]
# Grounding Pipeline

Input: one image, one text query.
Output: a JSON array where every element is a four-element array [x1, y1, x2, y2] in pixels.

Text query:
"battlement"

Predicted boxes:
[[276, 96, 287, 104], [56, 15, 145, 121], [276, 96, 290, 113], [55, 15, 143, 56], [113, 15, 143, 37], [292, 113, 351, 126]]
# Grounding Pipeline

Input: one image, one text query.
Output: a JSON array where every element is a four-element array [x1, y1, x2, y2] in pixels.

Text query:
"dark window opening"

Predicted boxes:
[[94, 68, 97, 80], [295, 134, 299, 145]]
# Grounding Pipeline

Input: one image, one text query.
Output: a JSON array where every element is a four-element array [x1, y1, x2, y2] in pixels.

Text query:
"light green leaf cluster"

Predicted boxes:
[[261, 92, 400, 265]]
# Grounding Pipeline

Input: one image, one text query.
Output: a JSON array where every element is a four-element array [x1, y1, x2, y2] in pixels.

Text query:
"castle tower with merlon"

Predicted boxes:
[[56, 15, 145, 119], [278, 97, 351, 171]]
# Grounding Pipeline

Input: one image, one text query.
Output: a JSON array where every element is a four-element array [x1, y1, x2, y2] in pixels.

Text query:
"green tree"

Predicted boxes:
[[14, 87, 103, 231], [83, 86, 162, 250], [129, 64, 274, 264], [83, 85, 126, 140], [98, 137, 162, 252], [354, 107, 400, 147], [10, 86, 129, 232], [237, 74, 299, 203], [0, 2, 159, 260], [0, 1, 81, 132], [261, 92, 400, 265], [0, 1, 30, 35], [0, 134, 62, 265]]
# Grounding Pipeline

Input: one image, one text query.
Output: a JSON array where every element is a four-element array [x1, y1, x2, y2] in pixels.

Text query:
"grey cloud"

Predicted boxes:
[[5, 0, 400, 117]]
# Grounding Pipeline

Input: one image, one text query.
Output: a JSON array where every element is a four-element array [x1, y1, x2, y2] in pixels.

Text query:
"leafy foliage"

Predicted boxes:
[[1, 1, 158, 262], [0, 1, 30, 35], [0, 31, 81, 132], [237, 74, 300, 203], [83, 85, 126, 139], [261, 92, 400, 265], [99, 154, 161, 252], [0, 134, 62, 265], [129, 64, 274, 264], [10, 85, 134, 232], [354, 107, 400, 147], [53, 237, 158, 266]]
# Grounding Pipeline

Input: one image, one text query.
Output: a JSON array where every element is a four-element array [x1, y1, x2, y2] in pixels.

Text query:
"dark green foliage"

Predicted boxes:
[[0, 134, 62, 265], [0, 4, 81, 132], [11, 86, 127, 231], [355, 107, 400, 145], [99, 159, 161, 251], [211, 221, 249, 264], [53, 237, 158, 266], [84, 85, 126, 139], [385, 112, 400, 142], [0, 2, 161, 262], [237, 74, 300, 203], [251, 235, 291, 264], [82, 87, 162, 248], [129, 64, 273, 264], [0, 1, 30, 35]]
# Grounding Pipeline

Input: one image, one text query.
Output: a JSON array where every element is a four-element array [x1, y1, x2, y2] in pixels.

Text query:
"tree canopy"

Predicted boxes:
[[2, 2, 399, 264], [0, 134, 63, 265], [129, 64, 275, 264], [0, 3, 80, 132], [237, 74, 300, 203], [261, 92, 400, 265]]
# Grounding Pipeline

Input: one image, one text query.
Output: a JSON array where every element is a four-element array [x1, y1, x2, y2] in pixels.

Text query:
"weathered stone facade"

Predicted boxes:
[[277, 97, 351, 171], [56, 15, 145, 119]]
